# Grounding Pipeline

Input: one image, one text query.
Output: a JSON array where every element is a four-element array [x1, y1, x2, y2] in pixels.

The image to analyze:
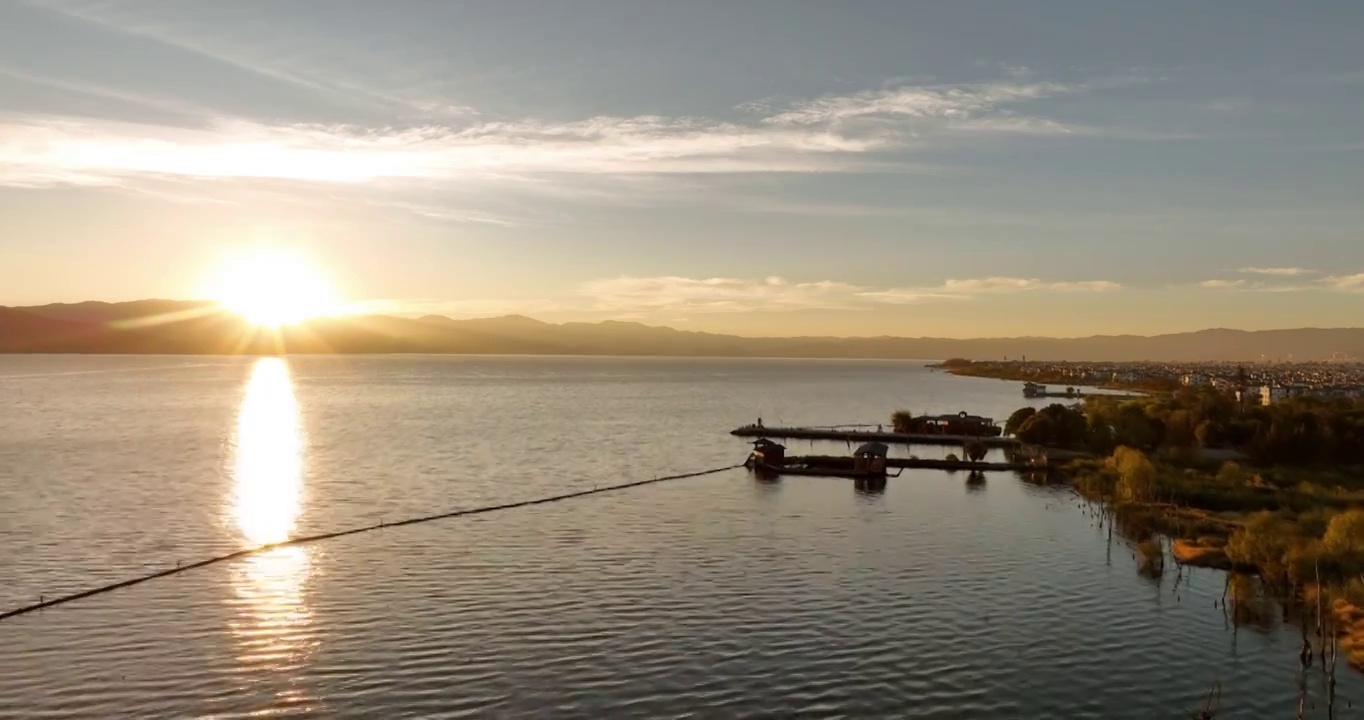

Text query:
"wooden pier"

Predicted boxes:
[[742, 437, 1047, 481], [779, 454, 1042, 474], [731, 425, 1019, 448]]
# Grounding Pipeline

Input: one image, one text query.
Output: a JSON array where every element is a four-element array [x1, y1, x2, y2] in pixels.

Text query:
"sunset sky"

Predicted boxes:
[[2, 0, 1362, 338]]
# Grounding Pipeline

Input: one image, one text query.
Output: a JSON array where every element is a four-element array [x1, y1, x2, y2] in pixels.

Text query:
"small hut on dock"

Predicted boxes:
[[747, 439, 786, 471], [853, 442, 889, 475]]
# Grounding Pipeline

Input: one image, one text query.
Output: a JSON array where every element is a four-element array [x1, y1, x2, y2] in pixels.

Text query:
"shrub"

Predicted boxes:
[[1324, 510, 1364, 557], [1225, 512, 1301, 581], [1135, 538, 1164, 577], [1109, 446, 1156, 503]]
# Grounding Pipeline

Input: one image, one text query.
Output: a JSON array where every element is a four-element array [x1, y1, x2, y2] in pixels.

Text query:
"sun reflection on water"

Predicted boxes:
[[227, 358, 317, 696], [233, 358, 303, 546]]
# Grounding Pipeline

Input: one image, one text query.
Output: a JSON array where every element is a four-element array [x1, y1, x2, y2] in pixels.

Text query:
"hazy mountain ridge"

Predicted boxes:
[[1, 301, 1362, 361]]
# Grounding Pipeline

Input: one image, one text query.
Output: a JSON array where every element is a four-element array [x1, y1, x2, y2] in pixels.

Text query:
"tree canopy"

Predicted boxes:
[[1003, 386, 1364, 467]]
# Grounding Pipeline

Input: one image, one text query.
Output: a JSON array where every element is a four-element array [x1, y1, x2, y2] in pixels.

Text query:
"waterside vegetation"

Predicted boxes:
[[999, 387, 1364, 670]]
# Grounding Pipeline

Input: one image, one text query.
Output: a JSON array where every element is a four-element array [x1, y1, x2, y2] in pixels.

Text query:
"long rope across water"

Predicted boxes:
[[0, 462, 743, 623]]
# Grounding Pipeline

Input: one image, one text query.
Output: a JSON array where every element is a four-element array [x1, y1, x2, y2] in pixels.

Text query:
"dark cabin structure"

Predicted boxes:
[[853, 442, 889, 475], [747, 439, 786, 471], [908, 411, 1002, 437]]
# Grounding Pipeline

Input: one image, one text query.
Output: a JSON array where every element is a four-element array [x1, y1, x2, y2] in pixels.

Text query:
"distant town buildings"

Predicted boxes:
[[974, 359, 1364, 403]]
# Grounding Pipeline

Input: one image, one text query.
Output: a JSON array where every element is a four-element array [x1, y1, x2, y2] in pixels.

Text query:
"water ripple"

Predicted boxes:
[[1, 356, 1359, 718]]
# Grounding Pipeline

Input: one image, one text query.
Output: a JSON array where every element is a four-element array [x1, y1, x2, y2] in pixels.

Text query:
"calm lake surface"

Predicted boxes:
[[0, 355, 1358, 719]]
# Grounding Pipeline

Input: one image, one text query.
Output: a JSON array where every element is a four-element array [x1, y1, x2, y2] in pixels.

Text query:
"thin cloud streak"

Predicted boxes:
[[1238, 267, 1314, 276], [0, 114, 888, 186], [0, 72, 1161, 189], [937, 277, 1121, 293], [579, 275, 1122, 314], [26, 0, 408, 114], [579, 276, 865, 314], [1197, 272, 1364, 293], [755, 81, 1077, 125]]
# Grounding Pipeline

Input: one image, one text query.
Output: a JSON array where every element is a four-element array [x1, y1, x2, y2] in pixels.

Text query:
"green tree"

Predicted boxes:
[[1114, 403, 1160, 449], [891, 409, 914, 433], [1014, 404, 1088, 447], [1004, 407, 1037, 435], [1016, 413, 1056, 445], [1165, 409, 1197, 448], [963, 438, 988, 463], [1043, 403, 1088, 447]]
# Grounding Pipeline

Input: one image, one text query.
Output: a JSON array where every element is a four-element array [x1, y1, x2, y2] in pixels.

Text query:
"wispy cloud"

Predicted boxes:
[[1199, 270, 1364, 294], [853, 289, 967, 305], [26, 0, 409, 114], [947, 116, 1100, 136], [938, 277, 1120, 293], [1237, 267, 1314, 276], [1322, 273, 1364, 292], [754, 81, 1078, 126], [579, 276, 865, 314], [0, 67, 1157, 190], [578, 275, 1122, 314], [0, 114, 890, 187], [1200, 279, 1246, 289]]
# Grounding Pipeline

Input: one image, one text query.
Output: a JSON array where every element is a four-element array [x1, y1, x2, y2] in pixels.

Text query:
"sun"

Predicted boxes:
[[207, 249, 343, 327]]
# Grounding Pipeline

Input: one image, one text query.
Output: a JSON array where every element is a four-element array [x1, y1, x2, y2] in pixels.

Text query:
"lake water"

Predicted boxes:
[[0, 355, 1358, 719]]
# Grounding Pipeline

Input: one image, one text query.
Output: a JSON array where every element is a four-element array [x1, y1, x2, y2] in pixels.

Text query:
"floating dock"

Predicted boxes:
[[731, 425, 1019, 447], [743, 437, 1046, 481], [773, 454, 1042, 475]]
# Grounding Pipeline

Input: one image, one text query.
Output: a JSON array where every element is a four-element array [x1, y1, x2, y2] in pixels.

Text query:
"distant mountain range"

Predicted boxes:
[[1, 300, 1361, 362]]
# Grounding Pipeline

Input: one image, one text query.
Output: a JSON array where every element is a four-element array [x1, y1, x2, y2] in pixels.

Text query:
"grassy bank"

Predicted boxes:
[[966, 385, 1364, 672], [882, 386, 1364, 669], [1062, 451, 1364, 670]]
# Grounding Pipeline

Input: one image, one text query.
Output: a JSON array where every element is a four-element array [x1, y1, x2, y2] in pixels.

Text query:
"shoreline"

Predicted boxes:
[[931, 361, 1162, 396], [1057, 457, 1364, 672]]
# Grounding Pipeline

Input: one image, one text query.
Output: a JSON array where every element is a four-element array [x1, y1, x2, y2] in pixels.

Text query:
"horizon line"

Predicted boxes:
[[4, 298, 1364, 343]]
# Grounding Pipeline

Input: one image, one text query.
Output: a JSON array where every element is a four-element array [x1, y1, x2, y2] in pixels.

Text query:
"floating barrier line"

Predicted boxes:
[[0, 463, 743, 623]]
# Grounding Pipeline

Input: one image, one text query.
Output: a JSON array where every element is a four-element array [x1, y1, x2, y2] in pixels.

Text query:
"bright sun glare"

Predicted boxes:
[[208, 250, 343, 327]]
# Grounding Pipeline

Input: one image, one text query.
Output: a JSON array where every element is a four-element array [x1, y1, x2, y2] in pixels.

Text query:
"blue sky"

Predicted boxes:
[[1, 0, 1362, 337]]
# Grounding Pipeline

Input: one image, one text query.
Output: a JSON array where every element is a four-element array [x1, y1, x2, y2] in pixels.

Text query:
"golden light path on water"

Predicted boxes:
[[227, 358, 316, 704], [233, 358, 303, 546]]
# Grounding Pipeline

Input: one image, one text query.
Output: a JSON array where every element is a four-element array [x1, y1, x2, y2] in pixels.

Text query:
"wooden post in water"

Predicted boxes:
[[1300, 604, 1313, 670], [1317, 560, 1327, 667], [1327, 610, 1338, 718]]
